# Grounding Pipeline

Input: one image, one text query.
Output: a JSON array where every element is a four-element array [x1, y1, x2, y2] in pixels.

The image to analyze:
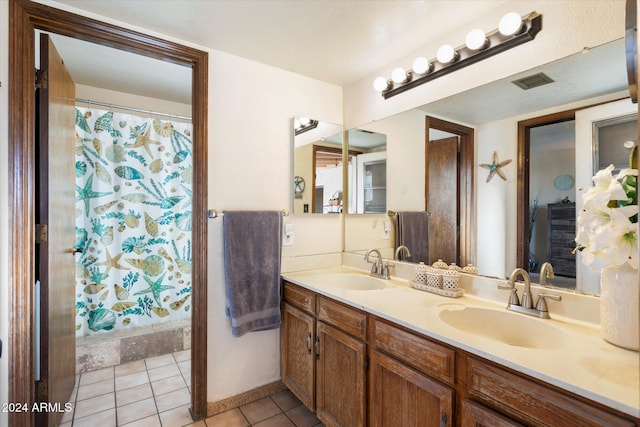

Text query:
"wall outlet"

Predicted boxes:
[[283, 223, 294, 246], [382, 220, 390, 240]]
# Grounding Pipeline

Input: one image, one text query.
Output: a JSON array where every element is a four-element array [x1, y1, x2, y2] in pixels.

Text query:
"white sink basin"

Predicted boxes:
[[300, 273, 387, 291], [439, 306, 568, 349]]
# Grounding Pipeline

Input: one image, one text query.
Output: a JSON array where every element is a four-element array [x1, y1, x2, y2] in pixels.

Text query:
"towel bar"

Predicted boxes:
[[208, 209, 289, 218], [387, 210, 431, 216]]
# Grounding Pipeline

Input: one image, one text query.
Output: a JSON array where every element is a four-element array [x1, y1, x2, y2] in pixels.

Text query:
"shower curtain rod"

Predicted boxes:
[[76, 97, 192, 121]]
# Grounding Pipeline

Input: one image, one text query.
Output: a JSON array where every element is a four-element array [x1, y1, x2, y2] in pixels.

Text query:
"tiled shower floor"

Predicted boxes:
[[64, 350, 323, 426]]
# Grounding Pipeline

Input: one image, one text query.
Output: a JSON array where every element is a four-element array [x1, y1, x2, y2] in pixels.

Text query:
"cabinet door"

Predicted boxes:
[[316, 321, 367, 427], [281, 303, 315, 409], [369, 350, 453, 427], [460, 399, 523, 427]]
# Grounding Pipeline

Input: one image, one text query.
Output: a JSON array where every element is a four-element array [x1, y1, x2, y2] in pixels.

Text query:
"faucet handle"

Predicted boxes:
[[535, 293, 562, 313], [498, 281, 520, 306]]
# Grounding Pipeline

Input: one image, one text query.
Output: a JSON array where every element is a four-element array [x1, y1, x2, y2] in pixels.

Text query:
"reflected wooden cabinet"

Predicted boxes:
[[547, 202, 576, 277]]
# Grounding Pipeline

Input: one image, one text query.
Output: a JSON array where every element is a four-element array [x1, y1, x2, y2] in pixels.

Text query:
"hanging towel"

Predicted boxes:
[[223, 211, 283, 337], [395, 211, 430, 263]]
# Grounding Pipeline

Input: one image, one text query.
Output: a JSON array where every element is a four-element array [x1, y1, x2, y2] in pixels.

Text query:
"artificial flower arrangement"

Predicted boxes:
[[574, 147, 638, 270]]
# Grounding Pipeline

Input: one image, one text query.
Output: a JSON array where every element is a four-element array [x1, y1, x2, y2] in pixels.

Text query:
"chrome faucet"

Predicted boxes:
[[394, 245, 411, 261], [498, 268, 562, 319], [539, 262, 555, 286], [364, 248, 389, 279]]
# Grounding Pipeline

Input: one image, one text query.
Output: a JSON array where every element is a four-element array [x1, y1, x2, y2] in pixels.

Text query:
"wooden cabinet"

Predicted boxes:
[[281, 280, 639, 426], [463, 356, 635, 427], [281, 303, 315, 409], [281, 282, 367, 427], [370, 319, 454, 427], [547, 202, 576, 277], [460, 399, 524, 427], [369, 350, 453, 427]]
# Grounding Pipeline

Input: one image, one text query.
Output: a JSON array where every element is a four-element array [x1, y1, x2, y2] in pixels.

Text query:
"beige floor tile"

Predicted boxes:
[[173, 349, 191, 363], [116, 397, 158, 425], [183, 372, 192, 387], [73, 408, 117, 427], [152, 374, 188, 396], [185, 420, 207, 427], [73, 392, 115, 419], [115, 360, 147, 377], [205, 408, 249, 427], [252, 413, 295, 427], [120, 414, 161, 427], [115, 371, 150, 391], [59, 422, 71, 427], [271, 390, 301, 412], [155, 387, 191, 412], [79, 367, 114, 386], [77, 378, 114, 401], [116, 382, 154, 406], [158, 403, 195, 427], [148, 363, 181, 382], [240, 397, 282, 425], [178, 359, 191, 375], [285, 405, 320, 427], [145, 353, 176, 369]]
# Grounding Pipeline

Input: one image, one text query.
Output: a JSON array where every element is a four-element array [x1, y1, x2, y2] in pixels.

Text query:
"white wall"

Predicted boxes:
[[344, 0, 625, 128], [207, 49, 342, 401], [0, 1, 343, 412]]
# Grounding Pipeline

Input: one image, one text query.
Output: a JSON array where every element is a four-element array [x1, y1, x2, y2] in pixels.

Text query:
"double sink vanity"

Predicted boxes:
[[280, 262, 640, 426]]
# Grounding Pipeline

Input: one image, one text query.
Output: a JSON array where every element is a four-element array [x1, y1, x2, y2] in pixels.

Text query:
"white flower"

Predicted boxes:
[[575, 164, 638, 270]]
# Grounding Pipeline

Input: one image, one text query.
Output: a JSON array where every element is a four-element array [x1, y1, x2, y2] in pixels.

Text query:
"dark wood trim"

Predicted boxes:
[[425, 116, 475, 267], [207, 381, 287, 417], [8, 0, 208, 423], [516, 110, 576, 272]]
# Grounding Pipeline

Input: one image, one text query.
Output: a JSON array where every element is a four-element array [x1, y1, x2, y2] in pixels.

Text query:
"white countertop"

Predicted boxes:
[[282, 266, 640, 418]]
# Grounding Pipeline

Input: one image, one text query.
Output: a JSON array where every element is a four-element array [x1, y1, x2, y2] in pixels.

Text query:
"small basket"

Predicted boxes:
[[432, 259, 448, 269], [414, 263, 429, 284], [442, 268, 460, 290], [426, 271, 443, 288], [462, 264, 478, 275]]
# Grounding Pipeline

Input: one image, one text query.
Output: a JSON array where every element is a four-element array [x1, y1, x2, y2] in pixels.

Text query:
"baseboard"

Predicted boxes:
[[207, 380, 287, 417]]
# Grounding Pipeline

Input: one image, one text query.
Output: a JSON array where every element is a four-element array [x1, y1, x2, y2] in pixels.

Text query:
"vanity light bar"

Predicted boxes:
[[375, 12, 542, 99]]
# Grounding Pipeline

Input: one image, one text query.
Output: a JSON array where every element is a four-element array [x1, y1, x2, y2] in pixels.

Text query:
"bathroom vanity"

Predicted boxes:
[[280, 267, 640, 427]]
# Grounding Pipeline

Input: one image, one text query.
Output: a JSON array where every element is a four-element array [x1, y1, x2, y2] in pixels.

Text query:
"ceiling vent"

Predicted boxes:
[[511, 72, 554, 90]]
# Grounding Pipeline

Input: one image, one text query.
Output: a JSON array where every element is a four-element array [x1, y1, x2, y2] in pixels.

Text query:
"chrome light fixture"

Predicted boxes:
[[294, 117, 319, 135], [373, 11, 542, 99]]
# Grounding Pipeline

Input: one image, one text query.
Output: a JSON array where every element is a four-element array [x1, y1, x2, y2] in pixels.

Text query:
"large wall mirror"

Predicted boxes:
[[344, 37, 632, 297], [292, 117, 343, 214]]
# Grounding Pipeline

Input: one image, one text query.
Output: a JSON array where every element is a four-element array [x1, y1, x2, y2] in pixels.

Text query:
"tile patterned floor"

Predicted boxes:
[[63, 350, 323, 426]]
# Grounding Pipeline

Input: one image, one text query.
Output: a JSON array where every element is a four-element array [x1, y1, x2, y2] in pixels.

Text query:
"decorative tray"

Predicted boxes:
[[409, 280, 464, 298]]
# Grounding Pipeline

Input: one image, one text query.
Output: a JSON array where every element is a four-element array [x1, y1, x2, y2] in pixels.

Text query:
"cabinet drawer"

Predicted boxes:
[[282, 281, 315, 314], [372, 319, 454, 385], [466, 357, 635, 427], [317, 296, 367, 340]]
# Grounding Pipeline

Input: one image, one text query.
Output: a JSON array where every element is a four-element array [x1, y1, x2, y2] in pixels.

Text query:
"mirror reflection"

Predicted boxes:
[[346, 129, 387, 214], [292, 118, 343, 214], [344, 38, 631, 296]]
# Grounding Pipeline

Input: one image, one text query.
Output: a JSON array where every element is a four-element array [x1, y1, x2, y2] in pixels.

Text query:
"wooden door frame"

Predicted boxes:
[[8, 1, 209, 424], [425, 116, 475, 267], [516, 110, 575, 272]]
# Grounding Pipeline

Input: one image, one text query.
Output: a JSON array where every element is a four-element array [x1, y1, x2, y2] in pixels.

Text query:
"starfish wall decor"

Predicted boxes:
[[480, 151, 512, 182]]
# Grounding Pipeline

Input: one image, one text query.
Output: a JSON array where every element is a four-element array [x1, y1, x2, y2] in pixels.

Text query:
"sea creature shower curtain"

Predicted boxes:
[[74, 106, 193, 336]]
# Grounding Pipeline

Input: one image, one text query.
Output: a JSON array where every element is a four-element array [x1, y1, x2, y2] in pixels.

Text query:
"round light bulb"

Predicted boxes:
[[436, 44, 457, 64], [412, 57, 431, 74], [299, 116, 310, 126], [391, 67, 407, 84], [373, 76, 389, 92], [294, 119, 301, 129], [499, 12, 523, 36], [465, 29, 488, 50]]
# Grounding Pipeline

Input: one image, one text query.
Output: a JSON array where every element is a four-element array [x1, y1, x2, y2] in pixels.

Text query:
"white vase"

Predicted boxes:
[[600, 263, 639, 351]]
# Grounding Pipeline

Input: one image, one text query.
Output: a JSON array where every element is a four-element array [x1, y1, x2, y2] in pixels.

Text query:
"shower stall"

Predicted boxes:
[[73, 105, 193, 372]]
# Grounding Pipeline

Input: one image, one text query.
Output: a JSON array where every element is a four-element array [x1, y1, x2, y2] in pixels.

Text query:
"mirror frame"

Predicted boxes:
[[8, 0, 209, 422]]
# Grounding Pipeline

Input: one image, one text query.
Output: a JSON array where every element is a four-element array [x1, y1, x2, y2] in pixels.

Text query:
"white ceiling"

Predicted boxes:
[[48, 0, 629, 130]]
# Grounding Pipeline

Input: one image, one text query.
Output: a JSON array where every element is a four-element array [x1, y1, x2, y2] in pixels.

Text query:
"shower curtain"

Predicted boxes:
[[74, 106, 193, 336]]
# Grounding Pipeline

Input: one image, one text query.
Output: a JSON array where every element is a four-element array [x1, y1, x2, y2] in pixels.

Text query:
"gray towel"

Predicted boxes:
[[395, 212, 429, 263], [223, 211, 283, 337]]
